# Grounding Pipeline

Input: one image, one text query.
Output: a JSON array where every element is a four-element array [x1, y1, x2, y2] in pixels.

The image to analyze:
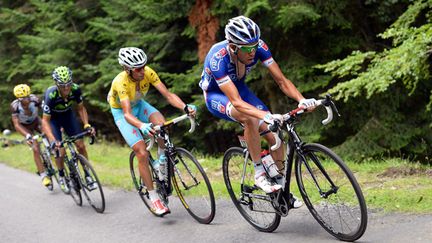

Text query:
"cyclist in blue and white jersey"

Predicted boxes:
[[200, 16, 316, 206]]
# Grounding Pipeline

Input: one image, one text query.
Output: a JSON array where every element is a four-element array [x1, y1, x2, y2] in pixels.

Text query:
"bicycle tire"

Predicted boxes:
[[40, 147, 59, 190], [64, 161, 82, 206], [295, 143, 367, 241], [223, 147, 281, 232], [129, 151, 165, 217], [75, 154, 105, 213], [171, 147, 216, 224]]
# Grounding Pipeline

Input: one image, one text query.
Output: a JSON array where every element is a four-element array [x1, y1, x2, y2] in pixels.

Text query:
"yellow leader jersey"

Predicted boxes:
[[108, 66, 161, 109]]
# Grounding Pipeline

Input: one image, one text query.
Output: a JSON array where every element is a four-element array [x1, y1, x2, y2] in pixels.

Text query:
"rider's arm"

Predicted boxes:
[[267, 61, 304, 102], [120, 99, 147, 128], [153, 82, 186, 111], [41, 114, 56, 142], [76, 103, 90, 127], [11, 116, 30, 137], [219, 81, 268, 120]]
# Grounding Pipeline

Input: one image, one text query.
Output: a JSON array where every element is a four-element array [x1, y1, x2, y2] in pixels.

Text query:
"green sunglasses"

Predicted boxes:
[[237, 43, 259, 53]]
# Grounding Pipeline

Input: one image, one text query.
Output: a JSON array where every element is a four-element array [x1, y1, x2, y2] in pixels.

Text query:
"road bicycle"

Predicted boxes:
[[56, 130, 105, 213], [129, 114, 216, 224], [222, 95, 367, 241]]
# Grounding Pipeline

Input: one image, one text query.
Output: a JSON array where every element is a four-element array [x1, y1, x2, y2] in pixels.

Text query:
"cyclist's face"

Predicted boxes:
[[57, 83, 72, 97], [236, 43, 258, 65], [19, 97, 30, 107], [130, 66, 145, 81]]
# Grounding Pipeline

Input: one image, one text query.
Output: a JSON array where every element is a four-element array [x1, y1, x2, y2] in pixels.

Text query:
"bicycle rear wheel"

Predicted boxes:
[[129, 152, 166, 217], [295, 143, 367, 241], [76, 154, 105, 213], [64, 162, 82, 206], [223, 147, 281, 232], [171, 147, 215, 224]]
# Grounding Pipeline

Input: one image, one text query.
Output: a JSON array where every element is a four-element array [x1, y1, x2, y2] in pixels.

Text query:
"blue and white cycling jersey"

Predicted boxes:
[[199, 39, 274, 93], [200, 39, 274, 122]]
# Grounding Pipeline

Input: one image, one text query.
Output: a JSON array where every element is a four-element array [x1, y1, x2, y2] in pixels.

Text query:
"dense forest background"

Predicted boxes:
[[1, 0, 431, 163]]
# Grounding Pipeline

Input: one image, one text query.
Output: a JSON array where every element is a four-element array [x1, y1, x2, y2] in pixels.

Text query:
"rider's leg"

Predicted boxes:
[[148, 111, 166, 155], [260, 122, 285, 171], [132, 140, 154, 191], [230, 108, 261, 162], [75, 139, 88, 159], [231, 107, 281, 193], [31, 140, 45, 173]]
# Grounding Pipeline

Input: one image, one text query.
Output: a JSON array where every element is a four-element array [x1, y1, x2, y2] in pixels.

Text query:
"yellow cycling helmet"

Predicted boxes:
[[13, 84, 31, 98]]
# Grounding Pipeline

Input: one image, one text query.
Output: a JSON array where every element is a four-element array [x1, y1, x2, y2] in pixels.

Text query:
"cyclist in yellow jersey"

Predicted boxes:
[[108, 47, 196, 216]]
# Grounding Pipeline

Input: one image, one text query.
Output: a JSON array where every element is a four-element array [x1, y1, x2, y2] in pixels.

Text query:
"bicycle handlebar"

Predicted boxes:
[[53, 129, 95, 157], [269, 95, 340, 151], [146, 114, 196, 151]]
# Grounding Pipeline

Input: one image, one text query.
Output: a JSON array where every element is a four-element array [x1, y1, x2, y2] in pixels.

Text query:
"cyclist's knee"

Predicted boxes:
[[75, 140, 86, 152], [240, 116, 259, 128], [149, 112, 165, 125]]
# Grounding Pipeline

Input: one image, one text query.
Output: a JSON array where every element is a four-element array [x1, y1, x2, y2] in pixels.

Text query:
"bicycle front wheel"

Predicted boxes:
[[223, 147, 281, 232], [76, 154, 105, 213], [64, 162, 82, 206], [295, 143, 367, 241], [171, 147, 216, 224]]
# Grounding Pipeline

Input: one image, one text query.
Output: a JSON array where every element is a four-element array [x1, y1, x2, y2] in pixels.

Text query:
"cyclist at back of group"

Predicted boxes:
[[107, 47, 196, 216], [10, 84, 52, 188], [199, 16, 317, 206], [41, 66, 96, 193]]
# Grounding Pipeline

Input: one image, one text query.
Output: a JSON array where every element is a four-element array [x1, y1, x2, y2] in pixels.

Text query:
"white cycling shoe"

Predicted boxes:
[[291, 194, 303, 208], [255, 173, 282, 193]]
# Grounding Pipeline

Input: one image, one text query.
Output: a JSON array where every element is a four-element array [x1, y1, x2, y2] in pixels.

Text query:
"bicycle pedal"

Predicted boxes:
[[243, 185, 256, 193]]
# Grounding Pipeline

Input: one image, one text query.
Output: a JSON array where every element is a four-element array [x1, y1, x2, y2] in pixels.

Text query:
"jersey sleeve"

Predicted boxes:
[[256, 39, 274, 67], [71, 84, 83, 104], [43, 90, 54, 115], [209, 48, 231, 86], [10, 100, 19, 116], [145, 66, 162, 86]]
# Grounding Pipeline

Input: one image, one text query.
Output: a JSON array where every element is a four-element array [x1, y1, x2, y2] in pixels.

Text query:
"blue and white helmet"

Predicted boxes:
[[118, 47, 147, 69], [225, 16, 261, 45]]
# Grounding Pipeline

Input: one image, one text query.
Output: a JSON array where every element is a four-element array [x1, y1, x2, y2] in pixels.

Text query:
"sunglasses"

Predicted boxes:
[[237, 43, 259, 53], [57, 83, 72, 88], [133, 66, 145, 72]]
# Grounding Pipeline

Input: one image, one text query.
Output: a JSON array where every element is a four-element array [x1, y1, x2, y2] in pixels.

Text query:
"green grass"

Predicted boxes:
[[1, 134, 431, 213]]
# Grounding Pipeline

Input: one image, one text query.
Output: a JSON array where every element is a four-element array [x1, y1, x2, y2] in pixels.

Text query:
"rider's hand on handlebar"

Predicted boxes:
[[84, 124, 96, 136], [298, 98, 317, 111], [184, 104, 197, 117], [25, 133, 33, 146], [263, 113, 284, 125], [140, 123, 155, 137]]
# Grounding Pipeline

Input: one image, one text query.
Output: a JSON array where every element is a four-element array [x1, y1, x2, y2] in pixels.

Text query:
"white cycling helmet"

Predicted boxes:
[[225, 16, 261, 45], [118, 47, 147, 69]]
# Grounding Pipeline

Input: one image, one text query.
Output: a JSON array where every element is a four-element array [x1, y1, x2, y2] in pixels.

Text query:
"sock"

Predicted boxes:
[[254, 161, 265, 179], [58, 169, 65, 177], [148, 190, 158, 202], [40, 171, 47, 178]]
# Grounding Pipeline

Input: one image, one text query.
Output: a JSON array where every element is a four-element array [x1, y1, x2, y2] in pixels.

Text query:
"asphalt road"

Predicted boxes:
[[1, 163, 431, 243]]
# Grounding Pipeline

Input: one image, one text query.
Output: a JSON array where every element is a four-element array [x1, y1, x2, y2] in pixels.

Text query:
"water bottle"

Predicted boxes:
[[260, 150, 279, 178], [152, 155, 167, 181]]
